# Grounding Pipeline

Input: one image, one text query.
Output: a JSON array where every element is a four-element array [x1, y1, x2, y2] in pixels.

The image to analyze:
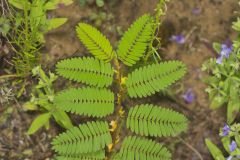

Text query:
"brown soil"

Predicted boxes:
[[0, 0, 239, 159]]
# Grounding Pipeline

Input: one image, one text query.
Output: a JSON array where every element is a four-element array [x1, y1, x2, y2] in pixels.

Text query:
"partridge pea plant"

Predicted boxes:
[[206, 123, 240, 160], [202, 19, 240, 123], [50, 11, 188, 160]]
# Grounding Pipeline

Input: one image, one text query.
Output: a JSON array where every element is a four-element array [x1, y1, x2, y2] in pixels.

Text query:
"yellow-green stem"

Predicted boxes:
[[108, 58, 126, 159]]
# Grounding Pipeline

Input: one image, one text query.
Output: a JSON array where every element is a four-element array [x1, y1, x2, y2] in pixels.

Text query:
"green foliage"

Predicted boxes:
[[54, 87, 114, 117], [78, 0, 105, 7], [114, 136, 171, 160], [56, 57, 114, 87], [52, 121, 111, 155], [24, 66, 72, 135], [8, 0, 72, 78], [202, 19, 240, 123], [126, 61, 187, 98], [55, 150, 105, 160], [52, 11, 187, 159], [76, 23, 115, 62], [0, 17, 11, 36], [127, 104, 188, 137], [117, 14, 154, 66], [205, 123, 240, 160]]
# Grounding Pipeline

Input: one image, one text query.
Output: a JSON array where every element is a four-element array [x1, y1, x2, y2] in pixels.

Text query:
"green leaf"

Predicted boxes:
[[96, 0, 104, 7], [52, 121, 112, 154], [221, 136, 230, 153], [227, 84, 240, 124], [27, 113, 51, 135], [233, 18, 240, 32], [56, 57, 114, 87], [205, 139, 225, 160], [114, 136, 171, 160], [55, 150, 105, 160], [117, 14, 154, 66], [210, 95, 226, 109], [23, 102, 38, 111], [126, 61, 186, 98], [213, 42, 221, 54], [127, 104, 188, 137], [44, 0, 73, 10], [53, 109, 73, 129], [8, 0, 30, 9], [47, 18, 67, 31], [54, 87, 114, 117], [227, 99, 239, 124], [76, 23, 115, 62]]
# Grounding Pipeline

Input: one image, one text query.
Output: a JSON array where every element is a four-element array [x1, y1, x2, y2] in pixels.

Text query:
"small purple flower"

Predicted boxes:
[[170, 35, 185, 44], [221, 44, 232, 58], [182, 89, 195, 103], [216, 43, 232, 64], [229, 141, 237, 152], [227, 156, 233, 160], [192, 8, 201, 15], [222, 124, 230, 136], [216, 55, 223, 64]]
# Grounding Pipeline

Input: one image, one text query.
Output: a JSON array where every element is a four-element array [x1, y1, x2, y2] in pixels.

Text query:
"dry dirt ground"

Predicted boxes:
[[0, 0, 239, 159]]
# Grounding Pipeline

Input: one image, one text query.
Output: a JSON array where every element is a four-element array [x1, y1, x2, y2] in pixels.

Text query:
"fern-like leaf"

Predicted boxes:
[[126, 61, 186, 98], [76, 23, 114, 61], [52, 121, 112, 155], [117, 14, 154, 66], [127, 104, 188, 137], [55, 150, 105, 160], [54, 87, 114, 117], [114, 136, 171, 160], [56, 57, 114, 87]]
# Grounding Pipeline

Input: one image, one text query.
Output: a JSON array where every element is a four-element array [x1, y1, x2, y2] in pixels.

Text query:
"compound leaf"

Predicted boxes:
[[52, 121, 112, 155], [114, 136, 171, 160], [55, 150, 105, 160], [54, 87, 114, 117], [56, 57, 114, 87], [76, 23, 114, 62], [126, 61, 186, 98], [117, 14, 154, 66], [127, 104, 188, 137]]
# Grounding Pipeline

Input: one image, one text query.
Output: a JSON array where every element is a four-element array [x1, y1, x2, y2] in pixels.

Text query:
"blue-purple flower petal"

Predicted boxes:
[[229, 141, 237, 152], [182, 89, 195, 103], [170, 35, 185, 44]]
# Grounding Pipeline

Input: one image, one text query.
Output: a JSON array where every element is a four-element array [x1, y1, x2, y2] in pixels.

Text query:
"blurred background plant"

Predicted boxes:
[[205, 123, 240, 160], [202, 18, 240, 124], [0, 0, 73, 96], [78, 0, 105, 7], [24, 66, 72, 135]]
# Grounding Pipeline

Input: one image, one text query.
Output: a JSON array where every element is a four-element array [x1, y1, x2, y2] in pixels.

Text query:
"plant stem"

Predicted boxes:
[[108, 58, 126, 159], [144, 0, 168, 63], [0, 74, 19, 79]]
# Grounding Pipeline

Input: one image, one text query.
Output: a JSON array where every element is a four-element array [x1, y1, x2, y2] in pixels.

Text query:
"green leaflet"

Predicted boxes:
[[56, 57, 114, 87], [126, 61, 187, 98], [54, 87, 114, 117], [76, 23, 114, 62], [114, 136, 171, 160], [55, 150, 105, 160], [117, 14, 155, 66], [52, 121, 112, 155], [127, 104, 188, 137]]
